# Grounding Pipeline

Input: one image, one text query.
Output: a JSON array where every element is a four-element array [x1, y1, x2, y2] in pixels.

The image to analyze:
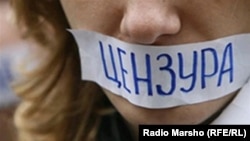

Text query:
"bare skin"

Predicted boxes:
[[60, 0, 250, 140]]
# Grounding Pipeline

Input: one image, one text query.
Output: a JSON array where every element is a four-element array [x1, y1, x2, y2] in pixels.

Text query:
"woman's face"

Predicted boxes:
[[60, 0, 250, 126]]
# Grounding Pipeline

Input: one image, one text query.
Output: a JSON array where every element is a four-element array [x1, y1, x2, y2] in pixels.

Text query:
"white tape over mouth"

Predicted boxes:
[[69, 29, 250, 109]]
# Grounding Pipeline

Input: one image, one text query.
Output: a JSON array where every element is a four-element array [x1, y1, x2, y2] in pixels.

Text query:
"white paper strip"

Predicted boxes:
[[69, 29, 250, 109]]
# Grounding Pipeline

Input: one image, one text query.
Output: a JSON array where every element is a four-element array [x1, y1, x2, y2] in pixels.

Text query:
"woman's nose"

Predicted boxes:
[[120, 1, 181, 45]]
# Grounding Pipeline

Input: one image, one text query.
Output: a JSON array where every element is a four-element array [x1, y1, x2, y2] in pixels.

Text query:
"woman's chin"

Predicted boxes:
[[103, 88, 237, 125]]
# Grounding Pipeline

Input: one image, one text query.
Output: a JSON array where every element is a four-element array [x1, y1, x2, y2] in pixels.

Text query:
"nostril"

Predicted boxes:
[[119, 6, 181, 45]]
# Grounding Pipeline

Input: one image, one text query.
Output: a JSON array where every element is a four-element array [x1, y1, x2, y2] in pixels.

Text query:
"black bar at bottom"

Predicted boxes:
[[139, 125, 250, 141]]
